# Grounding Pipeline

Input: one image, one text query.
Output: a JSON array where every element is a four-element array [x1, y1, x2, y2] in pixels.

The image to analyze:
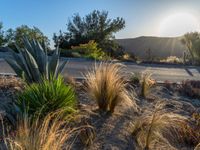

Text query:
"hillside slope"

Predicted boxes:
[[116, 36, 187, 59]]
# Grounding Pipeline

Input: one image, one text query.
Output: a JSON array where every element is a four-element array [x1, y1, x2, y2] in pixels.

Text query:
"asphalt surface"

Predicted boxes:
[[0, 58, 200, 82]]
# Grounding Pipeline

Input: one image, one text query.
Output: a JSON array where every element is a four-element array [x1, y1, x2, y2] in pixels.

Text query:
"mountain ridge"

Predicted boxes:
[[116, 36, 187, 59]]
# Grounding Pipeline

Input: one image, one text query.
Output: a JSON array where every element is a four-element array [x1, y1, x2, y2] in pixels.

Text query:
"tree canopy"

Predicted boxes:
[[53, 10, 125, 56], [0, 22, 7, 46], [0, 23, 49, 49], [6, 25, 49, 48]]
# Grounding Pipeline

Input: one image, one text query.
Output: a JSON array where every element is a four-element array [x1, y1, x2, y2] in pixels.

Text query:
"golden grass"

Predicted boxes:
[[132, 103, 188, 150], [84, 62, 134, 113], [4, 111, 90, 150], [195, 143, 200, 150], [132, 101, 200, 149], [140, 72, 155, 98]]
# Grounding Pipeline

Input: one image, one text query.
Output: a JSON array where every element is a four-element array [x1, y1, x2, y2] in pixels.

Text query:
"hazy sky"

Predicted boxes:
[[1, 0, 200, 43]]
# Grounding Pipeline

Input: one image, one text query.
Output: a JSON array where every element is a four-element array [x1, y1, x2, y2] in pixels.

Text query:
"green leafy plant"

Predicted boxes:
[[71, 40, 106, 60], [5, 37, 67, 83], [84, 62, 133, 113], [16, 75, 77, 118]]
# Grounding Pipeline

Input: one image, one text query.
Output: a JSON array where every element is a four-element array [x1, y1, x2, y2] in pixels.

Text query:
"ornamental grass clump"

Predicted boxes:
[[132, 102, 200, 149], [84, 62, 133, 113], [132, 111, 187, 149], [140, 73, 155, 98], [4, 110, 82, 150], [17, 75, 77, 118]]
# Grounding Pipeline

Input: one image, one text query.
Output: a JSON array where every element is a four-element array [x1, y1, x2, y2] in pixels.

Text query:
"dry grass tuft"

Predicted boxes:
[[64, 75, 77, 88], [84, 62, 134, 113], [140, 72, 155, 98], [195, 143, 200, 150], [132, 102, 188, 150], [4, 110, 91, 150], [132, 101, 200, 149]]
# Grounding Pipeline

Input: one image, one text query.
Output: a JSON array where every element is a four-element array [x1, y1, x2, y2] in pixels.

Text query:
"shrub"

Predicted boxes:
[[60, 49, 81, 58], [120, 53, 136, 61], [16, 75, 77, 118], [84, 62, 133, 113], [4, 110, 82, 150], [71, 41, 106, 60], [160, 56, 182, 64], [5, 37, 67, 83], [181, 80, 200, 98]]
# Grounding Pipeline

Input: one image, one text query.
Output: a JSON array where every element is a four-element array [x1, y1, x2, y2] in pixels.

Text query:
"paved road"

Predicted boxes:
[[0, 58, 200, 82]]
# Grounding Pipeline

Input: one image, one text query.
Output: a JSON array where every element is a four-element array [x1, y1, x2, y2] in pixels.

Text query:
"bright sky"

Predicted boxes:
[[1, 0, 200, 44]]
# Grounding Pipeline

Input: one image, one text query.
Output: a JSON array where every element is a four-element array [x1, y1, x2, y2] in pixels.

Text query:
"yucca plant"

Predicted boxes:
[[16, 75, 77, 118], [5, 37, 67, 83], [84, 62, 133, 113]]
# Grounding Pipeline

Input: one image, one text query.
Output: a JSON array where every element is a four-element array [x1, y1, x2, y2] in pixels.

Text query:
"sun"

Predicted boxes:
[[159, 13, 200, 37]]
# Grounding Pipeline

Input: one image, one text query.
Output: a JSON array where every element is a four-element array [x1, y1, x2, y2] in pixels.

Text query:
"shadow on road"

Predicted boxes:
[[184, 68, 194, 76]]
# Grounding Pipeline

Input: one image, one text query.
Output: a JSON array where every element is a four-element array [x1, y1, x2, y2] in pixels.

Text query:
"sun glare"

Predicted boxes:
[[159, 13, 200, 37]]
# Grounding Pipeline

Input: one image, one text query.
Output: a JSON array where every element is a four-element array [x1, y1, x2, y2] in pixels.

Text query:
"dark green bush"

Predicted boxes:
[[16, 75, 77, 117]]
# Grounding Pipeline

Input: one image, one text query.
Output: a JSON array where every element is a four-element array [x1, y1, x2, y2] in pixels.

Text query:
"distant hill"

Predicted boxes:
[[116, 36, 187, 59]]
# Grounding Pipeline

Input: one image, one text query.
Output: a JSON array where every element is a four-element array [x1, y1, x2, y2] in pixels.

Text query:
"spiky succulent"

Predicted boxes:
[[5, 37, 67, 83]]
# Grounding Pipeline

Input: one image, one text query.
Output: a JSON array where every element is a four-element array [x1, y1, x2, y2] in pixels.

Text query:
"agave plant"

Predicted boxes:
[[5, 37, 67, 83]]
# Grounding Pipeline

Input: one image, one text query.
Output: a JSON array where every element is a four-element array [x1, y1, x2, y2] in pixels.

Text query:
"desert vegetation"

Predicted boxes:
[[84, 62, 134, 113], [53, 10, 125, 59], [0, 8, 200, 150], [0, 35, 199, 149]]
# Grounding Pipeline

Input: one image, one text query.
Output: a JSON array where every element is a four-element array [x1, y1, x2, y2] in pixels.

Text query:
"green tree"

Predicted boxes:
[[53, 10, 125, 57], [5, 25, 49, 49], [181, 32, 200, 65], [0, 22, 6, 47]]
